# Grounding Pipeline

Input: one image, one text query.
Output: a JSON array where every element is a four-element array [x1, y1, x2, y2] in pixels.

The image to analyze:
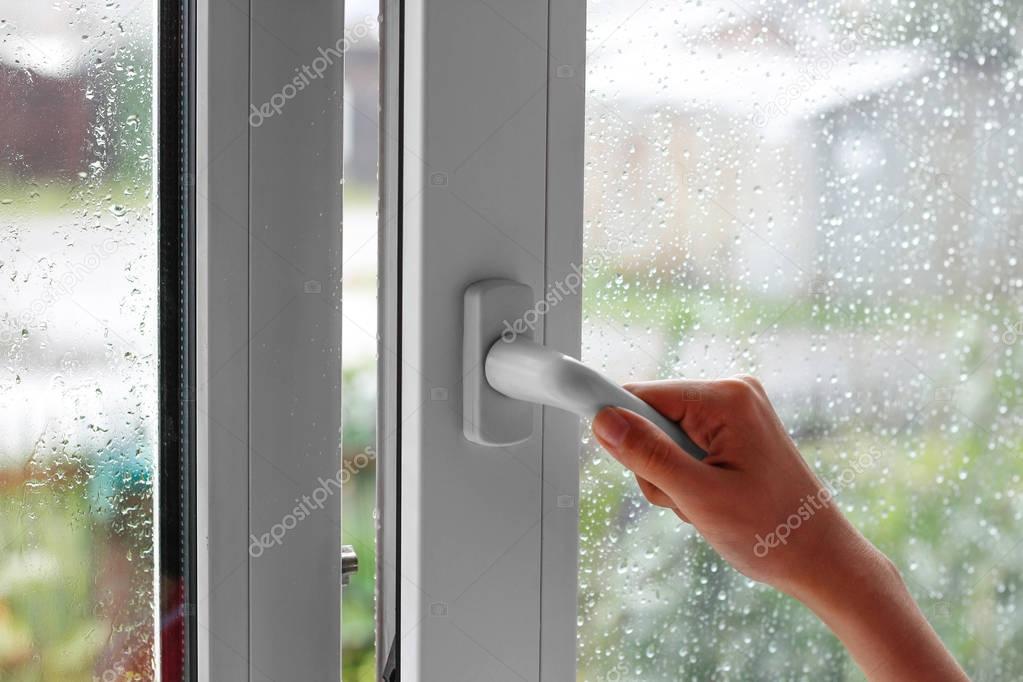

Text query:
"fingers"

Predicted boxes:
[[622, 379, 714, 422], [624, 377, 768, 449], [634, 475, 674, 508], [635, 475, 691, 523], [593, 406, 713, 502], [733, 374, 768, 399]]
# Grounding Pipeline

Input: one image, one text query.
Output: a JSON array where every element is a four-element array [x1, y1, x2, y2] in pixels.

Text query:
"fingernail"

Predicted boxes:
[[594, 407, 630, 448]]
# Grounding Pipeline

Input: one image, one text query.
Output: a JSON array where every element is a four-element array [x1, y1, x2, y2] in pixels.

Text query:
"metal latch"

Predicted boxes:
[[341, 545, 359, 586]]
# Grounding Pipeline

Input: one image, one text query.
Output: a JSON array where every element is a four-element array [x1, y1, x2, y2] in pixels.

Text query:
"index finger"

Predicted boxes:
[[623, 379, 718, 422]]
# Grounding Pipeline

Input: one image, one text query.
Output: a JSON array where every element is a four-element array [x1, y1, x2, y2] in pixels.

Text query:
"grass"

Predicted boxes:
[[0, 471, 155, 680], [0, 176, 154, 218]]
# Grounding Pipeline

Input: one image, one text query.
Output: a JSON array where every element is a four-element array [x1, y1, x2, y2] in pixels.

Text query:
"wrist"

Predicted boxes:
[[779, 519, 898, 618], [773, 518, 969, 682], [773, 510, 891, 604]]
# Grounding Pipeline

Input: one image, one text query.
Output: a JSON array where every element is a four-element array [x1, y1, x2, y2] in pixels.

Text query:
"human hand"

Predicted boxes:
[[592, 376, 969, 682], [591, 376, 866, 594]]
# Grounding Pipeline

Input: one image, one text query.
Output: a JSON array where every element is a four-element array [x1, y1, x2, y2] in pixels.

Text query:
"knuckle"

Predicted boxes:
[[735, 374, 764, 392], [717, 377, 758, 406]]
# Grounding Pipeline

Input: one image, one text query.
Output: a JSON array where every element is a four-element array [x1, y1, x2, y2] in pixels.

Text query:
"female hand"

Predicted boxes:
[[592, 376, 969, 682]]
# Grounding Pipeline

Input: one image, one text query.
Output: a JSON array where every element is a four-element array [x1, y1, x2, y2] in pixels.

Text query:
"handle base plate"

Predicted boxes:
[[463, 279, 536, 446]]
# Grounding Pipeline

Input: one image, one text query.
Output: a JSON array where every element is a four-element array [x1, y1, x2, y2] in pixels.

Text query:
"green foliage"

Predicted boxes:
[[0, 480, 132, 680]]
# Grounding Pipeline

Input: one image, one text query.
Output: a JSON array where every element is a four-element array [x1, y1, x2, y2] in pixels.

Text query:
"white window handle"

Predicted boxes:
[[486, 336, 708, 460], [462, 278, 707, 460]]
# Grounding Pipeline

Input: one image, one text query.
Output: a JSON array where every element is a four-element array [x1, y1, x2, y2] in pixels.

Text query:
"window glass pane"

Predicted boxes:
[[341, 0, 380, 678], [0, 1, 164, 678], [580, 1, 1022, 679]]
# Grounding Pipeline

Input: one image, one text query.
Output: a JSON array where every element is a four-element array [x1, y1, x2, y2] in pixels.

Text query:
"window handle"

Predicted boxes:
[[484, 335, 708, 460], [462, 279, 707, 458]]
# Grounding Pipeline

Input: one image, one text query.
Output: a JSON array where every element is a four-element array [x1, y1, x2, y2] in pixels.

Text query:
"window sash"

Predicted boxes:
[[376, 1, 586, 678], [195, 0, 344, 678]]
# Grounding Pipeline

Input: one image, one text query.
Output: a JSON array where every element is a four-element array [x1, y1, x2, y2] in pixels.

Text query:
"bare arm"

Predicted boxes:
[[592, 377, 969, 682]]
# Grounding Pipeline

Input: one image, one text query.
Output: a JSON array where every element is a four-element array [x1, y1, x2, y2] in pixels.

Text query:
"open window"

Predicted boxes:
[[4, 0, 1020, 680]]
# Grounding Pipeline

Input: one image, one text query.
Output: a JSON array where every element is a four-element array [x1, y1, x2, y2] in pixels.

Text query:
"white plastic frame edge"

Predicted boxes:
[[195, 0, 344, 678], [377, 0, 585, 678]]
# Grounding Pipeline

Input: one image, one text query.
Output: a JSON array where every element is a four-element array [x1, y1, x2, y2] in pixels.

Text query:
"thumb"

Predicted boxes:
[[593, 406, 710, 500]]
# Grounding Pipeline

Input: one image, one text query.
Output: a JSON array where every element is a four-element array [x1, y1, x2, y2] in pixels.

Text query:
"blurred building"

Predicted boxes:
[[583, 3, 1021, 298], [0, 2, 147, 179], [0, 64, 92, 177]]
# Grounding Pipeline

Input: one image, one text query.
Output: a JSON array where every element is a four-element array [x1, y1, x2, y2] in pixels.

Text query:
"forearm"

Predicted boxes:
[[784, 525, 968, 682]]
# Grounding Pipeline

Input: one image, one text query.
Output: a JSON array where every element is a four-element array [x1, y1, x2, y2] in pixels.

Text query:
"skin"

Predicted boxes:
[[592, 376, 970, 682]]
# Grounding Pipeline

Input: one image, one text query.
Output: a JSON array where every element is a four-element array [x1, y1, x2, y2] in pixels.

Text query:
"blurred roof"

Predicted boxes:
[[589, 43, 929, 127], [587, 0, 931, 128], [0, 0, 152, 78]]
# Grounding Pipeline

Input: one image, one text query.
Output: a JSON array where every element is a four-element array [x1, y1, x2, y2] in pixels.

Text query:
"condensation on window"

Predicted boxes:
[[580, 1, 1022, 679], [0, 1, 158, 679]]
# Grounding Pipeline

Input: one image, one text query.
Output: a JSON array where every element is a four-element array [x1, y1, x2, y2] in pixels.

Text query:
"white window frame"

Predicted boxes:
[[190, 0, 584, 677], [377, 0, 587, 679], [194, 0, 344, 678]]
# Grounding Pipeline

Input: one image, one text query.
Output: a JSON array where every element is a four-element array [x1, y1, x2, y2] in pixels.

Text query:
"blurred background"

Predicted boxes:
[[2, 0, 1022, 680], [1, 0, 161, 679], [578, 0, 1023, 680]]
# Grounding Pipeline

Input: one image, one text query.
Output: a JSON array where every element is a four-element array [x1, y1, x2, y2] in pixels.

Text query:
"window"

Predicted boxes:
[[6, 0, 1018, 680], [197, 0, 344, 678], [340, 0, 382, 678], [0, 1, 190, 678], [3, 0, 348, 678], [579, 1, 1022, 679], [375, 1, 585, 678]]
